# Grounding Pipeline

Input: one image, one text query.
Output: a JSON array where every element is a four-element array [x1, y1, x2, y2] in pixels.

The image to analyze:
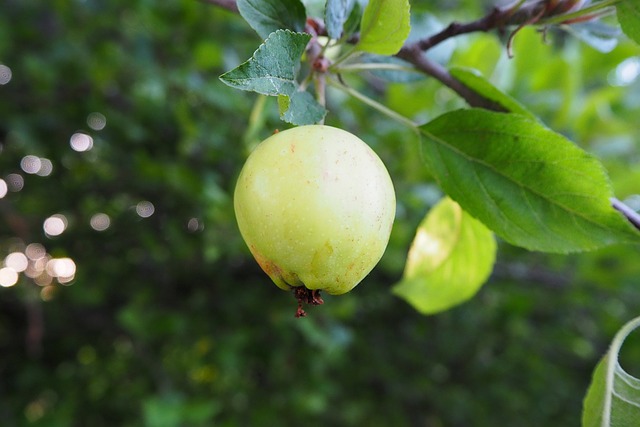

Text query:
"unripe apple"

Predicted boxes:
[[234, 125, 395, 307]]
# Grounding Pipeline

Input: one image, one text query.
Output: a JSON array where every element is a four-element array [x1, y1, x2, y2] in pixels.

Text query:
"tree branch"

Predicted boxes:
[[395, 45, 508, 111], [414, 6, 512, 52]]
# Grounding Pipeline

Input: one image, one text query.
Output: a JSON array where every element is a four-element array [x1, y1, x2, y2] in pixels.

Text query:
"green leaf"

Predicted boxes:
[[617, 1, 640, 45], [343, 1, 363, 36], [582, 316, 640, 427], [219, 30, 311, 96], [393, 197, 496, 315], [419, 109, 640, 253], [220, 30, 323, 125], [357, 0, 411, 55], [449, 67, 535, 119], [277, 93, 291, 115], [278, 90, 327, 125], [325, 0, 356, 40], [237, 0, 307, 39]]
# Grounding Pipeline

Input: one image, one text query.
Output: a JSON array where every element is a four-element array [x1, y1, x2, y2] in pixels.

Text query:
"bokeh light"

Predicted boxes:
[[36, 158, 53, 177], [25, 243, 46, 260], [3, 241, 79, 291], [26, 254, 50, 280], [21, 155, 42, 174], [40, 286, 56, 301], [6, 173, 24, 192], [70, 132, 94, 152], [187, 217, 204, 232], [0, 267, 19, 287], [34, 271, 53, 287], [5, 252, 28, 272], [87, 112, 107, 131], [47, 258, 76, 283], [136, 201, 155, 218], [0, 179, 7, 198], [0, 64, 11, 85], [609, 58, 640, 86], [43, 214, 68, 237], [90, 213, 111, 231]]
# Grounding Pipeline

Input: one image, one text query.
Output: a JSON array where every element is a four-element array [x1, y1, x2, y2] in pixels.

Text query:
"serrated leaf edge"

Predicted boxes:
[[219, 29, 311, 96], [420, 110, 639, 253]]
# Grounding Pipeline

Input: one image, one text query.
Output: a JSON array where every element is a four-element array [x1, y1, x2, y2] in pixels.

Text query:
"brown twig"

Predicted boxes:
[[414, 6, 512, 52], [395, 45, 509, 111]]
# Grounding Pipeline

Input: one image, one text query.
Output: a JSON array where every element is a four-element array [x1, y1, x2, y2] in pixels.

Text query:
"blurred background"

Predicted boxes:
[[1, 0, 640, 425]]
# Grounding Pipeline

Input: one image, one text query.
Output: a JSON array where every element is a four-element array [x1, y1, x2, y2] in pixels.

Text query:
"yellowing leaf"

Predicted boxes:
[[393, 197, 496, 315]]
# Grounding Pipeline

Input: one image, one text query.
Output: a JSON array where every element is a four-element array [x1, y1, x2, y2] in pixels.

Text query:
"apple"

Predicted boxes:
[[234, 125, 395, 314]]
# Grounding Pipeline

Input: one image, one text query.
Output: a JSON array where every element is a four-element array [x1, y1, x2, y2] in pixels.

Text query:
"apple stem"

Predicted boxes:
[[293, 286, 324, 318], [327, 77, 419, 130]]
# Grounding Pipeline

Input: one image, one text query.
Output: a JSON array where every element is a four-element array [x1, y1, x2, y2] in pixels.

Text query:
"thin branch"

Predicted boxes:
[[327, 77, 418, 129], [414, 6, 512, 52], [396, 45, 508, 112], [611, 198, 640, 231]]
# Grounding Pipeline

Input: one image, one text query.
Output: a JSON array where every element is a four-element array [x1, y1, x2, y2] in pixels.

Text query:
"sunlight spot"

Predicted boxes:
[[90, 213, 111, 231], [6, 173, 24, 192], [25, 243, 46, 260], [40, 286, 56, 301], [21, 155, 42, 174], [70, 132, 93, 152], [0, 179, 7, 198], [47, 258, 76, 282], [136, 201, 155, 218], [5, 252, 28, 272], [43, 214, 68, 237], [0, 267, 19, 287], [0, 64, 11, 85], [187, 217, 204, 232], [609, 58, 640, 86], [37, 158, 53, 177], [34, 272, 53, 287], [26, 255, 50, 280], [87, 112, 106, 131]]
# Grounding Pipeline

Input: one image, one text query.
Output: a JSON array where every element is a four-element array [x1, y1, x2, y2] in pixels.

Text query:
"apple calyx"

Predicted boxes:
[[294, 287, 324, 318]]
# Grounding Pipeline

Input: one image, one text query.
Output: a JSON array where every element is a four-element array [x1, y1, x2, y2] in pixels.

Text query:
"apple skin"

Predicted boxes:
[[234, 125, 396, 295]]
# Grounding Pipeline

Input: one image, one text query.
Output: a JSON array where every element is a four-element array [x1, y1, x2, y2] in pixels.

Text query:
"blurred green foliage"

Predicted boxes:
[[1, 1, 639, 426]]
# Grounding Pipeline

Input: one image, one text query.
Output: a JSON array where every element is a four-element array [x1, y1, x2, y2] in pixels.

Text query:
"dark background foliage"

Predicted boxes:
[[1, 1, 639, 425]]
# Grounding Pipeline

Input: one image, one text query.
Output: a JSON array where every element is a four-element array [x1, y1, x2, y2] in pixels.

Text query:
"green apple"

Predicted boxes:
[[234, 125, 396, 301]]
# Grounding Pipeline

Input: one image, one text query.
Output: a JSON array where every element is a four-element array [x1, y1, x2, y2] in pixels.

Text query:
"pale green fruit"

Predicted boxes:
[[234, 125, 396, 296]]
